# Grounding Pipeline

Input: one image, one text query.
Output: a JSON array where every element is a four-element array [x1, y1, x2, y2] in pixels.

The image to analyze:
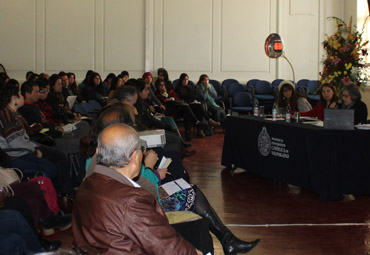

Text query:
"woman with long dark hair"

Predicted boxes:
[[301, 83, 339, 120], [277, 80, 312, 113], [176, 73, 220, 129], [195, 74, 226, 123]]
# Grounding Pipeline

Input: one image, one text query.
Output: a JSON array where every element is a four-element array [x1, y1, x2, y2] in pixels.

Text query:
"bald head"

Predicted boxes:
[[97, 124, 141, 169]]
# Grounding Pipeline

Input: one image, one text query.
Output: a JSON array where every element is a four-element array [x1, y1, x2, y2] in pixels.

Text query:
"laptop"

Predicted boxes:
[[323, 109, 354, 130], [66, 95, 77, 108]]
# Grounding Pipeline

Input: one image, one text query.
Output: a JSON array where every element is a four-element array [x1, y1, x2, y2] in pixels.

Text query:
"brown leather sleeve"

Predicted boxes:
[[123, 192, 198, 255]]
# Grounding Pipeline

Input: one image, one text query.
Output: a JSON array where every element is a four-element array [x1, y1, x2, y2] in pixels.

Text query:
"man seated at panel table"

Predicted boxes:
[[72, 123, 201, 255]]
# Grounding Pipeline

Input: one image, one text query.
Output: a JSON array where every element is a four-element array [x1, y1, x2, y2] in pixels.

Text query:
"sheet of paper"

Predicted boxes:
[[355, 124, 370, 130], [160, 181, 182, 196], [62, 123, 77, 132], [40, 128, 49, 134], [175, 178, 191, 189]]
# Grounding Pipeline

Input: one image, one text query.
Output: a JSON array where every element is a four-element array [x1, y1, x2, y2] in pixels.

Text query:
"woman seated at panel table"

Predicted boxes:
[[339, 84, 368, 124], [301, 83, 339, 120], [277, 80, 312, 113]]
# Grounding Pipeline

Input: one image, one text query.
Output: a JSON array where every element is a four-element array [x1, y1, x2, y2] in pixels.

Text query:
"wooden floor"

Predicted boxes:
[[56, 129, 370, 255]]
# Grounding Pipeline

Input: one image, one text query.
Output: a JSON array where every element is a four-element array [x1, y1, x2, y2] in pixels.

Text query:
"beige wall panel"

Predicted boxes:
[[278, 0, 320, 81], [0, 0, 36, 71], [45, 0, 94, 72], [104, 0, 145, 72], [162, 0, 212, 72], [221, 0, 271, 72]]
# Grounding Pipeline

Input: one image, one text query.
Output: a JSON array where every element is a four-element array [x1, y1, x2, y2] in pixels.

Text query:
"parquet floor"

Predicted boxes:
[[56, 129, 370, 255]]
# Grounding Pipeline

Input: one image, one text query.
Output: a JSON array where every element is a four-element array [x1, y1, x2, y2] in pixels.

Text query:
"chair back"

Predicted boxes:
[[188, 80, 195, 88], [254, 80, 272, 95], [228, 83, 245, 97], [296, 79, 310, 88], [222, 79, 239, 89], [307, 80, 319, 94], [271, 79, 284, 88], [233, 92, 253, 107], [210, 79, 221, 95], [172, 79, 179, 88]]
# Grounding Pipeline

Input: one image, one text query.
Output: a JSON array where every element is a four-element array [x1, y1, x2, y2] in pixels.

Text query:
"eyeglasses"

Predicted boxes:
[[342, 94, 350, 98]]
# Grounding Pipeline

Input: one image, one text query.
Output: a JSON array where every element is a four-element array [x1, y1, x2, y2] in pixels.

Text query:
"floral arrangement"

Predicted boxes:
[[320, 16, 370, 91]]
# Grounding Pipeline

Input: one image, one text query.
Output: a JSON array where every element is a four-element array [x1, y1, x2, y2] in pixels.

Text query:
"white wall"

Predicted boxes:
[[0, 0, 349, 84]]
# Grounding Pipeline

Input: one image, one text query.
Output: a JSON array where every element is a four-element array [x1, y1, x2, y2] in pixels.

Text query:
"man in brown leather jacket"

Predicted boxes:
[[72, 124, 201, 255]]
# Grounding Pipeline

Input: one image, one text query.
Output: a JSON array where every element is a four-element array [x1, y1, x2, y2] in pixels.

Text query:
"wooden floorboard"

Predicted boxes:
[[56, 129, 370, 255]]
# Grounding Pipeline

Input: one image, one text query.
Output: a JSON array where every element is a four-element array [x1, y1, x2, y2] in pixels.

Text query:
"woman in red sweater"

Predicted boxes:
[[301, 83, 338, 120]]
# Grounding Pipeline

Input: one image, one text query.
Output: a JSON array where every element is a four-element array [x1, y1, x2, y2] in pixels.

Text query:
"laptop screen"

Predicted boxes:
[[324, 109, 354, 130]]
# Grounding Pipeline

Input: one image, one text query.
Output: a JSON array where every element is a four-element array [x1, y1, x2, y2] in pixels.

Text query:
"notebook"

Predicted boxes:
[[323, 109, 354, 130]]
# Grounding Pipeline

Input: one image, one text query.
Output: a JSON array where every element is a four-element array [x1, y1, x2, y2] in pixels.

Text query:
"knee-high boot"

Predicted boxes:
[[194, 187, 261, 255]]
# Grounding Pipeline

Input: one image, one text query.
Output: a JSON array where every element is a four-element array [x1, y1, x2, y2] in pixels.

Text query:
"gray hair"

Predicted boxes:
[[113, 86, 137, 104], [341, 84, 361, 101], [97, 123, 141, 168]]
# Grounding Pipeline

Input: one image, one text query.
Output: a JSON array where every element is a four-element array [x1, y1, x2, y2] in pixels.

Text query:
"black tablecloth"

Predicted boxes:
[[221, 116, 370, 200]]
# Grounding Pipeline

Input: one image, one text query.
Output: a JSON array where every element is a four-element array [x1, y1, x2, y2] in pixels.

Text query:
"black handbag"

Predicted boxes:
[[32, 133, 55, 147]]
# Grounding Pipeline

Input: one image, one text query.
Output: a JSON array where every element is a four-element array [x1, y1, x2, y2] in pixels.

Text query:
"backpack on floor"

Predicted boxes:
[[30, 176, 59, 214]]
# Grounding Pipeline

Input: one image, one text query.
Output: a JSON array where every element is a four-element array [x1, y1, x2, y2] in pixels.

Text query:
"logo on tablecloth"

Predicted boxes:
[[258, 127, 271, 156], [258, 127, 290, 159]]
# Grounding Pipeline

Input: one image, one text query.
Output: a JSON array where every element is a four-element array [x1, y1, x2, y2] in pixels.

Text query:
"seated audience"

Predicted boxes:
[[175, 73, 220, 129], [78, 70, 94, 89], [157, 67, 173, 89], [120, 70, 130, 84], [25, 71, 34, 81], [103, 73, 116, 96], [0, 82, 74, 196], [0, 82, 57, 178], [301, 83, 338, 120], [195, 74, 226, 123], [143, 72, 166, 112], [277, 80, 312, 113], [133, 80, 195, 155], [47, 74, 80, 123], [80, 108, 261, 255], [155, 79, 207, 140], [107, 75, 124, 103], [339, 84, 368, 124], [81, 102, 190, 183], [81, 72, 106, 104], [73, 123, 202, 255], [0, 72, 10, 87], [67, 72, 84, 102]]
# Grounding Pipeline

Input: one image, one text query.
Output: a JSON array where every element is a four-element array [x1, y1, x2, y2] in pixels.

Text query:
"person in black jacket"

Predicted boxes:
[[340, 84, 368, 124], [175, 73, 220, 129]]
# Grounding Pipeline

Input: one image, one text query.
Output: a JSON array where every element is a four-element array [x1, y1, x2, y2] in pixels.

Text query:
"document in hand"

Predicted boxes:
[[159, 178, 191, 198], [62, 122, 78, 132], [158, 156, 172, 169]]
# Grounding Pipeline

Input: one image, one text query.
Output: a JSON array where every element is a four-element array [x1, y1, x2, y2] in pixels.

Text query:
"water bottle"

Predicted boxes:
[[272, 102, 278, 121], [253, 98, 259, 117], [285, 104, 291, 123]]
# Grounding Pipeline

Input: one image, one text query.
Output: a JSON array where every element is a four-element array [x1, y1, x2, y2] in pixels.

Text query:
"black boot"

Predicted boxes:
[[194, 187, 260, 255], [202, 207, 260, 255], [38, 235, 62, 252]]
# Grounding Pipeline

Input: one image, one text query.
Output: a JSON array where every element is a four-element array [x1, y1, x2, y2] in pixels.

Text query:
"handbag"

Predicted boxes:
[[30, 176, 59, 214], [0, 167, 23, 196], [32, 133, 55, 146]]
